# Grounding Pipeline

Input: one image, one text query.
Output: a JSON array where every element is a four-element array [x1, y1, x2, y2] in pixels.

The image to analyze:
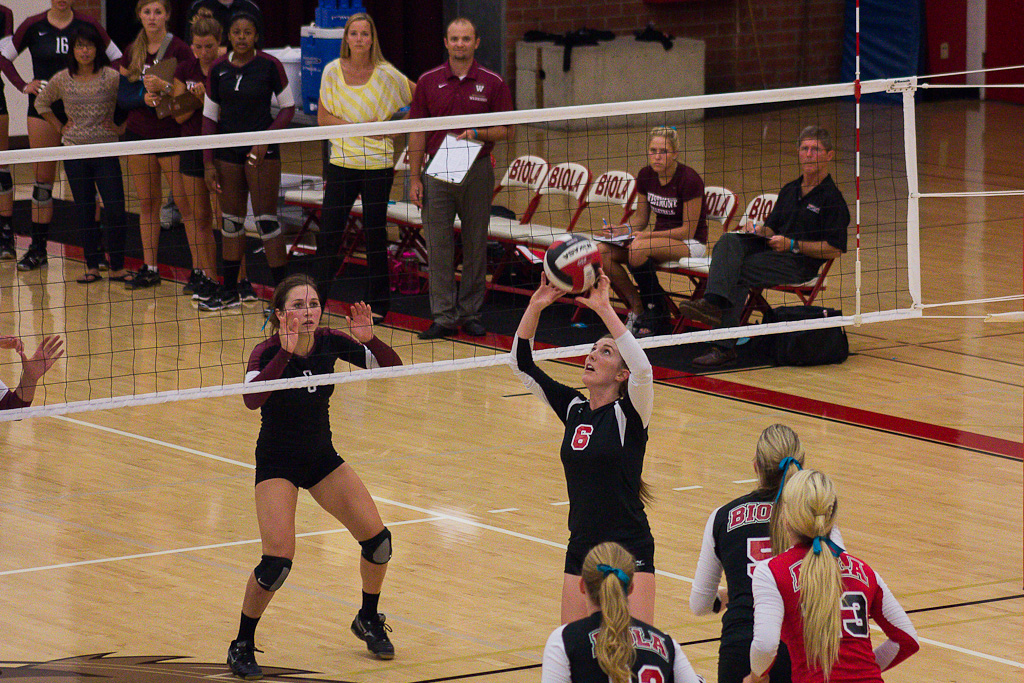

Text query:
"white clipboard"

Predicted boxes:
[[425, 134, 484, 184]]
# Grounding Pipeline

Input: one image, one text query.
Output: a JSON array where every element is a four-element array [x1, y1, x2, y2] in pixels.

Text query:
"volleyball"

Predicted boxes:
[[543, 235, 601, 293]]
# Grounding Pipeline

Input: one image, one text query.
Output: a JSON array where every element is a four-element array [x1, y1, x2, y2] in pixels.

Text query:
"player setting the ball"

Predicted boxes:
[[510, 268, 658, 625]]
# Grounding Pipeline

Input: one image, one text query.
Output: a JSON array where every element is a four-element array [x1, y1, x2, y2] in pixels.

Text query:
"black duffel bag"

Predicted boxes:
[[761, 306, 849, 366]]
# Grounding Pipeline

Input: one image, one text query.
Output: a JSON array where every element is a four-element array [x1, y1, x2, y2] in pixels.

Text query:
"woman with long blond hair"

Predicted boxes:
[[118, 0, 196, 289], [541, 542, 703, 683], [690, 425, 844, 683], [746, 470, 918, 683], [316, 12, 413, 320], [512, 273, 657, 625], [596, 126, 708, 336]]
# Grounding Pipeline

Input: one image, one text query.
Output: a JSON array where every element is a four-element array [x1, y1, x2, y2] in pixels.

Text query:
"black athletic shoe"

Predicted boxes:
[[226, 639, 263, 680], [183, 269, 204, 295], [125, 266, 162, 290], [16, 247, 47, 271], [238, 278, 259, 302], [351, 612, 395, 659], [0, 237, 15, 260], [191, 275, 219, 302], [199, 287, 241, 311]]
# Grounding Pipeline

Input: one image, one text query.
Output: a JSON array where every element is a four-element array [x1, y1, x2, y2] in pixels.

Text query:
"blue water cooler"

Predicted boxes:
[[300, 1, 366, 114]]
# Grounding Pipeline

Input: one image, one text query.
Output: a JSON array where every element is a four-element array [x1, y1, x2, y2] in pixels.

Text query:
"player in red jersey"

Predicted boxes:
[[0, 4, 14, 259], [746, 470, 918, 683]]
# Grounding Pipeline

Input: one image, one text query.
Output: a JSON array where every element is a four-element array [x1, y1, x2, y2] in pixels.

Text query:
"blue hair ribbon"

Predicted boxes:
[[596, 563, 631, 588], [811, 536, 845, 557], [773, 456, 803, 503]]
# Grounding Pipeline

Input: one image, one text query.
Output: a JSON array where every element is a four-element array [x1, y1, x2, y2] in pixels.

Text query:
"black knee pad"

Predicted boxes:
[[253, 554, 292, 591], [32, 182, 53, 207], [255, 213, 281, 240], [359, 527, 392, 565], [221, 214, 245, 239], [0, 166, 12, 195]]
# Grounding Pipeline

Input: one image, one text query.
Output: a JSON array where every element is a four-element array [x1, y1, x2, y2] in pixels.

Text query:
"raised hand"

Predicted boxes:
[[0, 335, 23, 353], [347, 302, 374, 344], [19, 335, 64, 384], [278, 311, 301, 353], [529, 273, 565, 309], [574, 270, 613, 313]]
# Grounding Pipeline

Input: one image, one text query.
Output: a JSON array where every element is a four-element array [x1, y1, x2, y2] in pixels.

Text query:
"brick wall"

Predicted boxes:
[[76, 0, 103, 21], [505, 0, 847, 95]]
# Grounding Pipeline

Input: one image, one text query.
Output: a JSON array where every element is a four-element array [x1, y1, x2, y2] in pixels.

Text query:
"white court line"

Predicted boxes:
[[0, 516, 443, 577], [550, 501, 570, 506], [869, 624, 1023, 669], [488, 508, 519, 514], [46, 416, 1024, 670], [673, 485, 703, 491]]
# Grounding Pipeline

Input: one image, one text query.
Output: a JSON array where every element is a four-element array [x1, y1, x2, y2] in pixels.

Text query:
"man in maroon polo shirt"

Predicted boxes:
[[408, 17, 513, 339]]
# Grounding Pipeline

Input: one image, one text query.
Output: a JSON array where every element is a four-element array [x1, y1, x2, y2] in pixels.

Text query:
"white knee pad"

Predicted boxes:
[[221, 214, 245, 238], [32, 182, 53, 208], [255, 214, 281, 241]]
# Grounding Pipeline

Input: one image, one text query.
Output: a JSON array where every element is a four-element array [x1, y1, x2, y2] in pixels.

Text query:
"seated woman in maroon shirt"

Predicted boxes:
[[597, 126, 708, 337]]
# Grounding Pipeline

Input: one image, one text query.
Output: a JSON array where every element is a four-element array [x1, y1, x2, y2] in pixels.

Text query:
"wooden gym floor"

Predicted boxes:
[[0, 98, 1021, 682]]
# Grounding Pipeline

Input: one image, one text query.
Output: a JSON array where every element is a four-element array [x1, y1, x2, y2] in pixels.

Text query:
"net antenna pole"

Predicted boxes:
[[854, 0, 862, 325], [902, 78, 922, 310]]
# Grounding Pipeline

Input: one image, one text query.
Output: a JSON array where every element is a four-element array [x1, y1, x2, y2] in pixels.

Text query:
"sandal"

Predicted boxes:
[[109, 272, 131, 282], [76, 272, 103, 284]]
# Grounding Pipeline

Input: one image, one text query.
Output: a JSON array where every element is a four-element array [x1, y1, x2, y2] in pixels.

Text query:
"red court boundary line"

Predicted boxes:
[[39, 240, 1021, 461]]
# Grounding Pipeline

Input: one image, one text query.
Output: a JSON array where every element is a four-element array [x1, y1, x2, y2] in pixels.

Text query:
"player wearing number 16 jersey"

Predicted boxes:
[[748, 470, 918, 683], [511, 273, 656, 625]]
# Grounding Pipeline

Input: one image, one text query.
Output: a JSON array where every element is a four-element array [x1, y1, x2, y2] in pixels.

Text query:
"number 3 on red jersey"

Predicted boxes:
[[571, 424, 593, 450]]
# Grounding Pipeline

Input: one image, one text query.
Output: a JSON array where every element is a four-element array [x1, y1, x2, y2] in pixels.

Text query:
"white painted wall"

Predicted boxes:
[[5, 0, 61, 137]]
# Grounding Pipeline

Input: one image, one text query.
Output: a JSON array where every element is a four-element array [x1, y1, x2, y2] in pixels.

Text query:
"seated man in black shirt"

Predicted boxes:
[[679, 125, 850, 367]]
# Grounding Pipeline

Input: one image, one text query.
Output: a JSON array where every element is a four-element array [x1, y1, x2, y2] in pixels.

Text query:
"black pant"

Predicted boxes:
[[718, 634, 792, 683], [707, 232, 823, 348], [317, 164, 395, 314], [64, 156, 128, 271]]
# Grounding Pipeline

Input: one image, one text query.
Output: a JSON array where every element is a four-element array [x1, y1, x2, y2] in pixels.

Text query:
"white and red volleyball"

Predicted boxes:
[[543, 234, 601, 293]]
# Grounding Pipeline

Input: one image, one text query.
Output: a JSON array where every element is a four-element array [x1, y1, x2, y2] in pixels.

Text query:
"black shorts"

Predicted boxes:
[[564, 536, 656, 575], [718, 633, 792, 683], [214, 143, 281, 165], [122, 129, 179, 157], [254, 447, 344, 489], [27, 95, 67, 125], [179, 148, 205, 178]]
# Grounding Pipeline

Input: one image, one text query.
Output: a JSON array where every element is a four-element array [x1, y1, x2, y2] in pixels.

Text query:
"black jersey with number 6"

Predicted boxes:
[[510, 335, 653, 553], [206, 51, 292, 134]]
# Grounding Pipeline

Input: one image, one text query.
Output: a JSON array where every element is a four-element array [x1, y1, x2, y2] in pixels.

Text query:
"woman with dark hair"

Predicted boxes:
[[541, 542, 703, 683], [228, 274, 401, 679], [201, 12, 294, 311], [0, 0, 122, 270], [35, 23, 128, 283], [316, 12, 414, 319], [511, 272, 657, 624]]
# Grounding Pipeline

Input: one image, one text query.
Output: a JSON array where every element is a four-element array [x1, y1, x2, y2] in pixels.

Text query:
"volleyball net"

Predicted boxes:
[[0, 74, 1020, 421]]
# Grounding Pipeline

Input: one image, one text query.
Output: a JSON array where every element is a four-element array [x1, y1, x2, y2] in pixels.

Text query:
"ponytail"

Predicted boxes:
[[781, 470, 843, 679], [582, 543, 636, 683], [769, 455, 803, 556]]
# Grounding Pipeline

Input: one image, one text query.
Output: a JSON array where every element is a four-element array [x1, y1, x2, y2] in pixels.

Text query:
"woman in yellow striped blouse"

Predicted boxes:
[[317, 12, 414, 321]]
